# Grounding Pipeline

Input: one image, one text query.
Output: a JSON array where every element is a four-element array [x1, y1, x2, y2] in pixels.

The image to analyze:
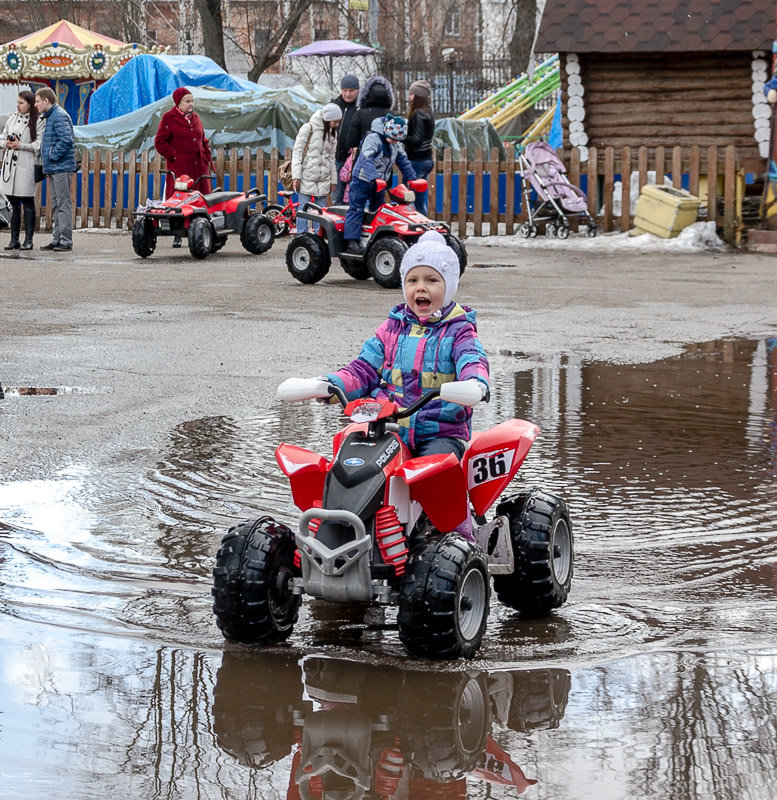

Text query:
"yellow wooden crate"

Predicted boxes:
[[632, 184, 700, 238]]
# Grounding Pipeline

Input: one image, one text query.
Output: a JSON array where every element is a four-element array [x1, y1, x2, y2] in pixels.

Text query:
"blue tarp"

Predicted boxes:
[[88, 54, 262, 123]]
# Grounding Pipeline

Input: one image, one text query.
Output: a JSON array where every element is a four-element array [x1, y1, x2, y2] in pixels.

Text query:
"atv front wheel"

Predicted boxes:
[[445, 233, 467, 275], [286, 233, 330, 284], [212, 516, 300, 643], [398, 533, 490, 659], [367, 237, 408, 288], [132, 217, 156, 258], [493, 488, 573, 616], [242, 213, 275, 254], [188, 216, 213, 259]]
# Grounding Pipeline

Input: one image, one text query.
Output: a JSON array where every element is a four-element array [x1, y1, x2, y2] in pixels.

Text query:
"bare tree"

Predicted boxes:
[[193, 0, 227, 69], [509, 0, 538, 76]]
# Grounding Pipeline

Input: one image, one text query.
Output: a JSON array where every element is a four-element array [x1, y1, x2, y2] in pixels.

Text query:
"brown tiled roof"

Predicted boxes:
[[536, 0, 774, 52]]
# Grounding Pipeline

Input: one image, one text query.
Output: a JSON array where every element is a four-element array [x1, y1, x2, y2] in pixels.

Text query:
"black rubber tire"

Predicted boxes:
[[507, 668, 571, 732], [340, 257, 370, 280], [241, 213, 275, 254], [264, 203, 289, 237], [493, 488, 573, 616], [132, 217, 156, 258], [211, 235, 228, 252], [285, 232, 330, 284], [211, 516, 300, 643], [445, 233, 467, 275], [366, 237, 407, 288], [398, 533, 490, 659], [403, 672, 490, 781], [188, 216, 213, 259]]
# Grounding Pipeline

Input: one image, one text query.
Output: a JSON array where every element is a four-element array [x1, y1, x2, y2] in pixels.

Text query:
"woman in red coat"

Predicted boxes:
[[155, 87, 213, 244]]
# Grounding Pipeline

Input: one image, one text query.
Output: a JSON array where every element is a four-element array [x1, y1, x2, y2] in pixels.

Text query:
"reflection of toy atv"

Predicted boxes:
[[213, 652, 571, 796], [284, 178, 466, 288], [132, 172, 275, 260], [212, 378, 574, 659]]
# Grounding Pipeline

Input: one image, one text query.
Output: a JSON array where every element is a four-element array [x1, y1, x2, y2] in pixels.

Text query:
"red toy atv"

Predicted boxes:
[[284, 178, 467, 288], [132, 173, 275, 260], [211, 378, 574, 660]]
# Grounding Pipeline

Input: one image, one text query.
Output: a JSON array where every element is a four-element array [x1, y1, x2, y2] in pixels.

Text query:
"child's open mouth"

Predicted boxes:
[[415, 296, 431, 311]]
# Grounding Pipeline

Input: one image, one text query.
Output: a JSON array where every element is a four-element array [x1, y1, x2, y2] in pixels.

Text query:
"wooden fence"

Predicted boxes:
[[42, 144, 744, 242]]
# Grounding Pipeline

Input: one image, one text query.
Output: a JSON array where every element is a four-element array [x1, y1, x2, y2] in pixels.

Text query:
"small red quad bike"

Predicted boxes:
[[284, 178, 466, 288], [132, 173, 275, 260], [212, 378, 574, 659]]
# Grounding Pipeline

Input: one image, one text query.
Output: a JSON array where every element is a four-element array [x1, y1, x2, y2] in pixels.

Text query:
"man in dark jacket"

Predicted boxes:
[[331, 74, 359, 204], [35, 87, 76, 251], [345, 75, 395, 154]]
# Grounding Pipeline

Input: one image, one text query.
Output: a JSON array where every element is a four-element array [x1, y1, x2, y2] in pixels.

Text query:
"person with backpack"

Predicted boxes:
[[342, 114, 416, 254]]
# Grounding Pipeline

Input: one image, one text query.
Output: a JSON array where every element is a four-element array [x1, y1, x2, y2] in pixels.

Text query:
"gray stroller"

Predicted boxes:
[[518, 142, 597, 238]]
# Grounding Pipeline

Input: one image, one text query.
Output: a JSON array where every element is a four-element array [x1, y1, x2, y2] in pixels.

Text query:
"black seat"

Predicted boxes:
[[326, 205, 349, 216], [202, 191, 243, 206]]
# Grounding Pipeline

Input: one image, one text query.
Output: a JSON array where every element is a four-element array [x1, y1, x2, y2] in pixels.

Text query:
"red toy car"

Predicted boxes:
[[284, 178, 467, 288], [211, 378, 573, 659], [132, 173, 275, 259]]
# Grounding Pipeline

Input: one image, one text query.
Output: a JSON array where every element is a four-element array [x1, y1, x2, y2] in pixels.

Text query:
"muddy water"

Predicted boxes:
[[1, 338, 776, 799]]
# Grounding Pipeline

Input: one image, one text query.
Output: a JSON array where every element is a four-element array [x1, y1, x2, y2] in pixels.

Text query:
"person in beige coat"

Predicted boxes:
[[291, 102, 342, 232], [1, 90, 44, 250]]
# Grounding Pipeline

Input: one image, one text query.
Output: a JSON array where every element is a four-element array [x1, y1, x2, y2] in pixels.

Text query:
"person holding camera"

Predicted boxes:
[[1, 90, 44, 251]]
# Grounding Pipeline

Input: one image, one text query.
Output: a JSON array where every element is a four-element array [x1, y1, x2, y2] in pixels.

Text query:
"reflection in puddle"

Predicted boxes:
[[1, 338, 777, 797]]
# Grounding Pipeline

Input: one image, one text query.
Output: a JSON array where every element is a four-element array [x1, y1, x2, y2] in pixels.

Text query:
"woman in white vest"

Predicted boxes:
[[291, 102, 342, 233], [0, 90, 44, 250]]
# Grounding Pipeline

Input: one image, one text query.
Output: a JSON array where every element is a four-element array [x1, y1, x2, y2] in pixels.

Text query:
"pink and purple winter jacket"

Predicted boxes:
[[326, 302, 490, 450]]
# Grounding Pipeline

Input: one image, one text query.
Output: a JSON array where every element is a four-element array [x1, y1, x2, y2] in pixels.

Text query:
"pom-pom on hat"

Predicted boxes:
[[173, 87, 191, 106], [383, 113, 408, 141], [340, 73, 360, 90], [400, 230, 460, 308], [409, 79, 432, 99], [321, 102, 343, 122]]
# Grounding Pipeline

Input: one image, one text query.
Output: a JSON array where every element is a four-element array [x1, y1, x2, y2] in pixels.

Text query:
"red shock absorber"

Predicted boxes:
[[375, 740, 406, 796], [375, 505, 408, 576]]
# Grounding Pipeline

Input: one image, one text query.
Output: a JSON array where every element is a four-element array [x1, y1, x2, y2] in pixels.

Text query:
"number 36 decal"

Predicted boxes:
[[467, 448, 515, 489]]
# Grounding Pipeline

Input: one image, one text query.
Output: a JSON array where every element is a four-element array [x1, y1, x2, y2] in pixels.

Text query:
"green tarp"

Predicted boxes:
[[74, 85, 506, 160]]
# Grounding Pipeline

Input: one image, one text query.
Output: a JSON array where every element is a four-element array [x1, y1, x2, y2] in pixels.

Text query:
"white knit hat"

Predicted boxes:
[[321, 102, 343, 122], [400, 230, 460, 307]]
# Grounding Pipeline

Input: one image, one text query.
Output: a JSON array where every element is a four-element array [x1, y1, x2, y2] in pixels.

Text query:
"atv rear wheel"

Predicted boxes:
[[286, 232, 330, 284], [188, 216, 213, 259], [132, 217, 156, 258], [211, 235, 228, 253], [445, 233, 467, 275], [398, 533, 490, 659], [242, 213, 275, 254], [212, 516, 300, 643], [367, 237, 408, 288], [264, 204, 289, 237], [493, 488, 573, 616]]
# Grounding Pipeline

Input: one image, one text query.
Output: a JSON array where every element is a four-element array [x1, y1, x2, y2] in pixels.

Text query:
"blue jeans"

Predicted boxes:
[[296, 192, 320, 233], [413, 436, 466, 460], [344, 178, 382, 240], [410, 157, 434, 216], [332, 159, 346, 204]]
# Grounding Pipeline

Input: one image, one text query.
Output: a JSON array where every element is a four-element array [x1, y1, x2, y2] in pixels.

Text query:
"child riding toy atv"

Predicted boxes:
[[132, 173, 276, 260], [211, 378, 573, 660], [284, 178, 466, 288]]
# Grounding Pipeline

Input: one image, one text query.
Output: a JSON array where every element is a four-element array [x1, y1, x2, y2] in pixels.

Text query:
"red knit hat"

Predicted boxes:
[[173, 87, 191, 106]]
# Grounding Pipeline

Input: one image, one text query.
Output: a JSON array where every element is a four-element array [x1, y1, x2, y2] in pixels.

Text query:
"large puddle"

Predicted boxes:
[[1, 337, 776, 798]]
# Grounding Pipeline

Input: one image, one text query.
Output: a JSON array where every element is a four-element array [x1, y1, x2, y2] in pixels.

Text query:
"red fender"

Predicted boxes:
[[275, 444, 328, 510], [463, 419, 539, 516], [397, 453, 468, 533]]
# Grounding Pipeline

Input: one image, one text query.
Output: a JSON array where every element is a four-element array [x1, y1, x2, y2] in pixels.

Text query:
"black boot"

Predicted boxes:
[[172, 233, 182, 248], [4, 203, 20, 250], [20, 203, 35, 250]]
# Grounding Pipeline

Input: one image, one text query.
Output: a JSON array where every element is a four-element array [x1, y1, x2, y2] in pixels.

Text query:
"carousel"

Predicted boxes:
[[0, 19, 164, 124]]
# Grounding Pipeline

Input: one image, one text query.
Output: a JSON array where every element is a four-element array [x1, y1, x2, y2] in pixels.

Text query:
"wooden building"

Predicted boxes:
[[535, 0, 773, 172]]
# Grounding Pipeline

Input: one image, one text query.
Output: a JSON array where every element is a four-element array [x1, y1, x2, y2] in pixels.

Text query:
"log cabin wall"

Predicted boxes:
[[562, 52, 763, 171]]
